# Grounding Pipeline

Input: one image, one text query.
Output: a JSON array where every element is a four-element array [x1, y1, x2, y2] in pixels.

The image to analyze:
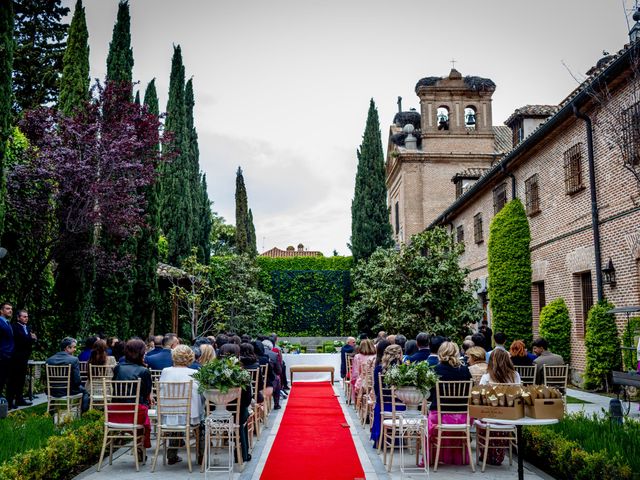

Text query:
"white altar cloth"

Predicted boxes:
[[283, 353, 342, 383]]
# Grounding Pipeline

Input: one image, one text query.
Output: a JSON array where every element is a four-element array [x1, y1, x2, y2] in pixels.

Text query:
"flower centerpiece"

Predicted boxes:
[[280, 340, 292, 353], [384, 361, 439, 416], [192, 357, 251, 416], [333, 340, 345, 353]]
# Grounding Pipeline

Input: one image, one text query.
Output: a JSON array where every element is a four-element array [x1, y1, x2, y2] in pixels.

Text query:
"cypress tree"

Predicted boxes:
[[161, 45, 192, 265], [134, 90, 140, 105], [130, 79, 161, 336], [58, 0, 89, 117], [248, 208, 257, 257], [184, 78, 201, 258], [487, 198, 533, 345], [0, 0, 14, 237], [12, 0, 68, 112], [350, 99, 393, 261], [235, 167, 249, 254], [199, 174, 212, 263], [105, 0, 133, 88]]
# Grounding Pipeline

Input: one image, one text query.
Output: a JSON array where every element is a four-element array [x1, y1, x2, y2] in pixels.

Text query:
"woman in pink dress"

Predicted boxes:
[[350, 339, 376, 402]]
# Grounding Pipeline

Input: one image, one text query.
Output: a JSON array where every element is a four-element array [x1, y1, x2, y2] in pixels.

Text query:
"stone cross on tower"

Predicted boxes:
[[397, 96, 402, 113], [450, 58, 457, 69]]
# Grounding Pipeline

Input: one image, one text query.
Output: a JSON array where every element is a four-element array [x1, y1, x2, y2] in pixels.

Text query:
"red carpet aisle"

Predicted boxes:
[[260, 382, 365, 480]]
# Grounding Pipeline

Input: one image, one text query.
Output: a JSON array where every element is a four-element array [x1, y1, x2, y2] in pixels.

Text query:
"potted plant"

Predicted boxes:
[[333, 340, 345, 353], [192, 357, 251, 417], [280, 340, 292, 353], [384, 362, 439, 416]]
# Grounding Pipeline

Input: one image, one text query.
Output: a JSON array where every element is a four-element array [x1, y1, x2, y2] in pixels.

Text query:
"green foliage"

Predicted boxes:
[[209, 212, 236, 256], [384, 362, 439, 396], [584, 300, 621, 390], [160, 45, 193, 265], [105, 0, 133, 87], [256, 256, 353, 336], [539, 297, 572, 364], [350, 98, 393, 262], [209, 255, 274, 336], [198, 174, 212, 263], [58, 0, 89, 117], [0, 0, 13, 237], [523, 412, 636, 479], [157, 234, 169, 262], [143, 78, 158, 116], [12, 0, 68, 113], [234, 167, 250, 255], [487, 198, 533, 346], [350, 228, 481, 340], [622, 316, 640, 371], [0, 410, 103, 479], [192, 357, 251, 393], [247, 208, 257, 257]]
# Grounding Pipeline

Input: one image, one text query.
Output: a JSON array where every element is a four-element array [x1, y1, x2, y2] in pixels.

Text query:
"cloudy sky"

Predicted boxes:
[[71, 0, 632, 255]]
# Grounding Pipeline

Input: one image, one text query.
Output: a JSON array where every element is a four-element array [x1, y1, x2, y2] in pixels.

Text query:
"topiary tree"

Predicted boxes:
[[583, 300, 621, 391], [539, 298, 572, 364], [487, 198, 532, 346]]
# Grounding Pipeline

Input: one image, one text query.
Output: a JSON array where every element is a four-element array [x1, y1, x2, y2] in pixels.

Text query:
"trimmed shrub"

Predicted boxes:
[[256, 256, 353, 336], [0, 410, 103, 479], [523, 412, 637, 479], [583, 300, 622, 390], [539, 298, 572, 364], [487, 199, 532, 346]]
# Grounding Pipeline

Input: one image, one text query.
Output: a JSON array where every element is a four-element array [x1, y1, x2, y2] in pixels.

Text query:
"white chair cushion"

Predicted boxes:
[[106, 422, 145, 429], [436, 423, 469, 431], [474, 419, 516, 431]]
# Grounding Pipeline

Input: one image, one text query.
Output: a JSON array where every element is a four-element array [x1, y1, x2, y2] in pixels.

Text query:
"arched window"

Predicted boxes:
[[464, 106, 477, 128], [437, 106, 450, 131]]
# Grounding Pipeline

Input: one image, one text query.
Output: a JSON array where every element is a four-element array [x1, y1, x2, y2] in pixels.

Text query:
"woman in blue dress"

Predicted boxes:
[[370, 341, 405, 448]]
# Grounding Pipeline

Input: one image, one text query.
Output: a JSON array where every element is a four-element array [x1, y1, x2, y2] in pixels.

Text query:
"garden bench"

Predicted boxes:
[[289, 365, 335, 384]]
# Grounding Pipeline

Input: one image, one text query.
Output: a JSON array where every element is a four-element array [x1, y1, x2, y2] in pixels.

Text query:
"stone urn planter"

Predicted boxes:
[[395, 386, 429, 417], [203, 387, 241, 418]]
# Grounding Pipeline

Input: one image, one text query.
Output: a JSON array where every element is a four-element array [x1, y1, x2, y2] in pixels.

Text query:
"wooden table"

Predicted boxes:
[[289, 364, 335, 384], [283, 353, 341, 383], [481, 416, 559, 480]]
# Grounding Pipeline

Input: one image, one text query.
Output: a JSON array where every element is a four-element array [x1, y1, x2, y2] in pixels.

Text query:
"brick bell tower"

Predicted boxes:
[[386, 68, 510, 245]]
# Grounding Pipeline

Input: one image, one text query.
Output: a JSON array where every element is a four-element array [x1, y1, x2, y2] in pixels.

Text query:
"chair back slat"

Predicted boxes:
[[46, 364, 72, 397], [260, 364, 269, 390], [514, 365, 536, 385], [157, 381, 192, 420], [377, 372, 395, 413], [249, 368, 261, 403], [89, 364, 114, 406], [79, 361, 89, 382], [103, 379, 141, 425], [435, 380, 473, 420], [543, 364, 569, 390]]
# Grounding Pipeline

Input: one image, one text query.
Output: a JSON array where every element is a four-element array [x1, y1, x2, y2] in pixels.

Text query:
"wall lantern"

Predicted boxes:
[[602, 258, 616, 286]]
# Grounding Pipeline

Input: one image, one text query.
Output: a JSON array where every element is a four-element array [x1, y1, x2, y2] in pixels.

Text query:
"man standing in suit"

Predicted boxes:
[[0, 302, 14, 400], [7, 309, 36, 408], [46, 337, 89, 412]]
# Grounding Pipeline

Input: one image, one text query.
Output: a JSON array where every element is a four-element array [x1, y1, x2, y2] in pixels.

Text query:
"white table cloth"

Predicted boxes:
[[282, 353, 342, 383]]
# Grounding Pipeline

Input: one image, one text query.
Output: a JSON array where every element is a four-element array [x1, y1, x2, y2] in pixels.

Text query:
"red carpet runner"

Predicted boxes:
[[260, 382, 365, 480]]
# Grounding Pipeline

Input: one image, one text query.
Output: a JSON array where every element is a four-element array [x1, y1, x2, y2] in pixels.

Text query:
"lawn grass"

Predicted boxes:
[[566, 395, 591, 404]]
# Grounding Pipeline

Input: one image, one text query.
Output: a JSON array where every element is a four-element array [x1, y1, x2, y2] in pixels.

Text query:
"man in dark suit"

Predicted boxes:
[[146, 333, 178, 370], [407, 332, 431, 363], [0, 302, 14, 400], [7, 309, 36, 408], [46, 337, 89, 412], [340, 337, 356, 379]]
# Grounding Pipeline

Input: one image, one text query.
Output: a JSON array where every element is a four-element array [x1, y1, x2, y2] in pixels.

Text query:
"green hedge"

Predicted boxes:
[[256, 256, 353, 336], [539, 298, 572, 364], [0, 410, 103, 479], [523, 412, 636, 479], [487, 198, 533, 346], [584, 300, 622, 390]]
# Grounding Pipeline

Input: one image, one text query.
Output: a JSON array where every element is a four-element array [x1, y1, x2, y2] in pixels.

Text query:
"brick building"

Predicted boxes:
[[386, 37, 640, 376]]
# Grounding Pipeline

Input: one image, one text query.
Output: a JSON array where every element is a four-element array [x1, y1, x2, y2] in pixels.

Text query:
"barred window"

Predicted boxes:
[[394, 201, 400, 234], [493, 182, 507, 214], [456, 224, 464, 244], [455, 180, 463, 199], [525, 174, 540, 215], [563, 143, 584, 194], [473, 213, 483, 244], [622, 102, 640, 167]]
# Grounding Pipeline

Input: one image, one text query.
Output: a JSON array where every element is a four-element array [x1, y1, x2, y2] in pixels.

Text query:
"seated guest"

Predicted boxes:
[[189, 346, 202, 370], [395, 334, 407, 352], [486, 331, 507, 362], [78, 336, 97, 362], [371, 342, 403, 449], [106, 337, 119, 356], [261, 339, 282, 410], [146, 333, 178, 370], [509, 340, 534, 366], [426, 336, 445, 366], [112, 339, 153, 456], [471, 332, 485, 353], [145, 335, 164, 357], [340, 337, 356, 380], [477, 348, 520, 466], [427, 341, 472, 466], [460, 339, 475, 365], [350, 339, 376, 402], [375, 331, 387, 344], [466, 346, 488, 380], [46, 337, 90, 412], [86, 339, 116, 391], [403, 340, 418, 362], [386, 334, 396, 344], [407, 332, 431, 363], [532, 337, 564, 384], [199, 344, 215, 366], [159, 344, 203, 465], [112, 340, 125, 364]]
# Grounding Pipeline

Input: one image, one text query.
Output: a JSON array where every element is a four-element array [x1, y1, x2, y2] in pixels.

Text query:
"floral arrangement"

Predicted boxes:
[[280, 340, 292, 352], [333, 340, 345, 348], [383, 361, 439, 396], [192, 356, 251, 394]]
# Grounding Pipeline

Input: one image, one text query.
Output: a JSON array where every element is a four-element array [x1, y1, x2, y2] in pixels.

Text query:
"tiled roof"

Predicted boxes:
[[451, 167, 489, 182], [157, 262, 188, 279], [504, 105, 558, 126], [493, 126, 513, 154], [260, 247, 323, 258]]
